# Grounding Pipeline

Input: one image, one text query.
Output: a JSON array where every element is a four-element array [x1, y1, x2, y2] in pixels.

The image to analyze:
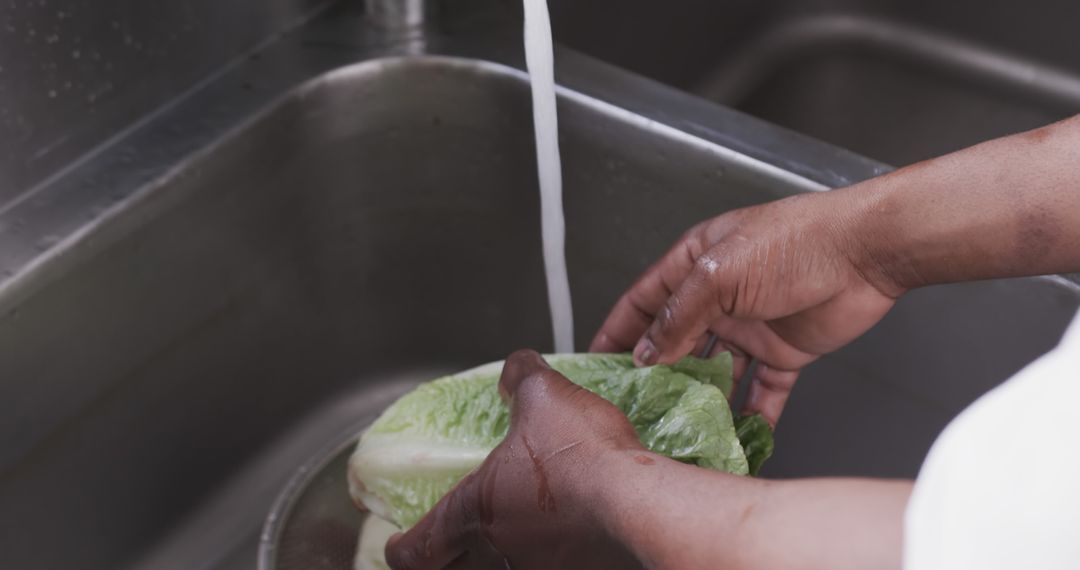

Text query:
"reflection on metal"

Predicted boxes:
[[366, 0, 436, 30], [696, 15, 1080, 112], [0, 0, 333, 207], [0, 4, 1077, 570], [0, 6, 911, 567]]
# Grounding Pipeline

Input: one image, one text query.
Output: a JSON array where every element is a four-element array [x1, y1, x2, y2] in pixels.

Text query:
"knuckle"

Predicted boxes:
[[535, 368, 565, 385], [654, 302, 682, 339], [695, 246, 752, 316], [623, 286, 649, 310], [692, 251, 727, 284], [680, 227, 710, 259], [512, 369, 563, 402], [519, 368, 550, 386], [754, 365, 801, 395], [691, 250, 743, 316]]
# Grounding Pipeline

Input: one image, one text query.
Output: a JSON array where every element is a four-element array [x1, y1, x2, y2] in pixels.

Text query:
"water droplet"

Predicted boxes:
[[45, 34, 58, 44], [71, 49, 80, 59], [48, 90, 57, 98], [123, 35, 133, 45]]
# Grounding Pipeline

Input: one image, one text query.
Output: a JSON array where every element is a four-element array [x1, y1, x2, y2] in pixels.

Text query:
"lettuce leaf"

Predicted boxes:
[[348, 353, 769, 529], [735, 414, 775, 476], [354, 516, 397, 570]]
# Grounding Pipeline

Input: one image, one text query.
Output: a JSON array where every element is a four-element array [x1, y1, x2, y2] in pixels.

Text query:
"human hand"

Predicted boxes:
[[384, 350, 645, 570], [383, 351, 911, 570], [590, 192, 901, 425]]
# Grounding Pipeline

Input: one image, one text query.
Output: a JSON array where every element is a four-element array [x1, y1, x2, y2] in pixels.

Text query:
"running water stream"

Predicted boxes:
[[523, 0, 574, 353]]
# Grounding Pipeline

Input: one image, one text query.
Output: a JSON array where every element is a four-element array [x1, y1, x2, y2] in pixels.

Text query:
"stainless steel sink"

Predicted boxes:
[[1, 4, 1078, 570], [552, 0, 1080, 167]]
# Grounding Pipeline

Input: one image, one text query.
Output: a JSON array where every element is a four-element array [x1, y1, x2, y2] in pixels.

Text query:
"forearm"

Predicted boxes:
[[839, 115, 1080, 294], [596, 450, 911, 570]]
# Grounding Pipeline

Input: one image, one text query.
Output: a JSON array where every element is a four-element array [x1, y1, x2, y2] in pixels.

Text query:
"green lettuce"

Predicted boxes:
[[347, 353, 772, 529], [735, 414, 775, 476]]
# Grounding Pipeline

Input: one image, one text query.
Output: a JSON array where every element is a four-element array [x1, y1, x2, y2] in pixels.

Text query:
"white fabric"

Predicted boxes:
[[904, 311, 1080, 569]]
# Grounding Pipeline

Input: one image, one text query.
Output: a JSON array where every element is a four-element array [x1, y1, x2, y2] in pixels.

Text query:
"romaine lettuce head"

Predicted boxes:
[[348, 353, 771, 529]]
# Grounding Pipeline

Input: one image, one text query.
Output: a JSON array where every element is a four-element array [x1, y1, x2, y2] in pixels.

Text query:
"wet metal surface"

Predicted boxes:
[[0, 3, 1077, 570]]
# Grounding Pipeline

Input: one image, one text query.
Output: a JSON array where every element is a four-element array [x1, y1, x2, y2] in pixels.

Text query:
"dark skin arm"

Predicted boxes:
[[591, 115, 1080, 425], [602, 454, 909, 570], [386, 351, 909, 570], [388, 117, 1080, 569]]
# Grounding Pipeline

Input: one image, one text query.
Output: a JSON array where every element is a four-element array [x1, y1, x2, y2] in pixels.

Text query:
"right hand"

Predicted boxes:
[[590, 191, 902, 425]]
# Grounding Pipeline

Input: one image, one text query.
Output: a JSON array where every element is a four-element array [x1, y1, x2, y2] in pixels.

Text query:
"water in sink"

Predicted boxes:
[[524, 0, 575, 353]]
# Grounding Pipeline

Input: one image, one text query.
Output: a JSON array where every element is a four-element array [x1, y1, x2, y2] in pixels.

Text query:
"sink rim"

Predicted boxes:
[[2, 8, 1078, 569], [0, 6, 900, 315]]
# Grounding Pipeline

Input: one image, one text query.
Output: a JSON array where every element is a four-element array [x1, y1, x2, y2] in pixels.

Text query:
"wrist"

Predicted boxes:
[[570, 447, 654, 543], [831, 178, 927, 296], [586, 448, 765, 570]]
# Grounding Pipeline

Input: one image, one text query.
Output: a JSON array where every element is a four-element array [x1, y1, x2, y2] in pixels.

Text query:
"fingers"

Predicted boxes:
[[705, 316, 813, 425], [634, 251, 733, 366], [588, 291, 655, 353], [384, 476, 478, 570], [707, 316, 818, 372], [589, 236, 703, 354], [723, 344, 752, 383], [688, 336, 751, 398], [718, 341, 752, 398], [744, 364, 800, 427], [692, 336, 751, 378]]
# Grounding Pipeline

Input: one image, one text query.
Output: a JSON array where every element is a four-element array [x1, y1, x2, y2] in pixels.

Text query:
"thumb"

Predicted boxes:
[[498, 350, 593, 421], [497, 350, 639, 448], [497, 349, 555, 399]]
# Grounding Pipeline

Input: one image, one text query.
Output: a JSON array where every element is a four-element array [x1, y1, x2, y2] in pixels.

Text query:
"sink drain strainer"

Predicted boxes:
[[259, 430, 369, 570]]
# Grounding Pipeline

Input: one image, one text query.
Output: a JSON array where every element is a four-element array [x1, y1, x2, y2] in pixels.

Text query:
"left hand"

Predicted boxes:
[[384, 350, 645, 570], [384, 354, 911, 570]]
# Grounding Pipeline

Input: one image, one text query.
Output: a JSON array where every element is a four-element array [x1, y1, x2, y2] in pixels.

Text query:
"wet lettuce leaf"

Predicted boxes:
[[348, 353, 771, 529], [735, 414, 775, 476]]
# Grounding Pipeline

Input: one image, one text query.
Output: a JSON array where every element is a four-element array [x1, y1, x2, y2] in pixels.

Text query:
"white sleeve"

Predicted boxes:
[[904, 312, 1080, 570]]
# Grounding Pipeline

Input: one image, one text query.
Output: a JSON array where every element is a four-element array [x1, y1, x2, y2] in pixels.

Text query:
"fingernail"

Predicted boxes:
[[635, 339, 658, 366]]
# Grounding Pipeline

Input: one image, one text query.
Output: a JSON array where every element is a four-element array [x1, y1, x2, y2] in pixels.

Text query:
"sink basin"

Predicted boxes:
[[1, 5, 1077, 570], [552, 0, 1080, 166]]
